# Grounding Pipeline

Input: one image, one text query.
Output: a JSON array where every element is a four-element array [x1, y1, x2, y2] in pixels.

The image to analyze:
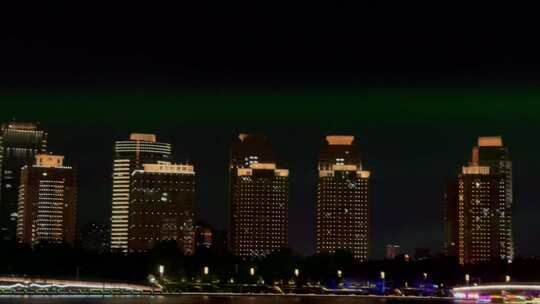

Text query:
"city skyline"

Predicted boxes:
[[3, 2, 540, 299], [0, 110, 536, 259]]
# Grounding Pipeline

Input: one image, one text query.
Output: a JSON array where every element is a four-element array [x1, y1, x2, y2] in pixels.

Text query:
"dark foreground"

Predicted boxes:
[[0, 295, 453, 304]]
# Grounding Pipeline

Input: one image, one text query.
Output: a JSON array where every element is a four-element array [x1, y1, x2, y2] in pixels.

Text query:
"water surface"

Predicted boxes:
[[0, 295, 454, 304]]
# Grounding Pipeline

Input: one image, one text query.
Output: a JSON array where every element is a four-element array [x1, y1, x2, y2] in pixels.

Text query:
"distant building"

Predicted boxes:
[[444, 136, 514, 264], [194, 225, 213, 250], [414, 248, 431, 260], [315, 135, 371, 261], [17, 154, 76, 245], [212, 230, 229, 254], [0, 122, 47, 241], [229, 134, 289, 257], [386, 244, 400, 259], [443, 178, 459, 258], [110, 133, 172, 252], [78, 222, 110, 253], [128, 162, 195, 254]]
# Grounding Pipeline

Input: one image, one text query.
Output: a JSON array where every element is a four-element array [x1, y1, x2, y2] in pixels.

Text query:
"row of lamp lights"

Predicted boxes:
[[158, 265, 301, 280], [337, 270, 385, 279], [463, 273, 511, 285], [159, 265, 511, 285]]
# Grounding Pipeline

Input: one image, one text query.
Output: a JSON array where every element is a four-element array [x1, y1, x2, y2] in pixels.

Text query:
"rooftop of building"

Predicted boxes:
[[34, 154, 65, 168], [326, 135, 355, 145], [478, 136, 503, 147], [133, 161, 195, 174], [129, 133, 156, 142], [2, 121, 40, 131]]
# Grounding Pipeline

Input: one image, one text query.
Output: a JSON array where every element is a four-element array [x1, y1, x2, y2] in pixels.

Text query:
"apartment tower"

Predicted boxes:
[[17, 154, 76, 245], [128, 162, 195, 254], [229, 134, 289, 257], [444, 136, 514, 264], [315, 135, 371, 261]]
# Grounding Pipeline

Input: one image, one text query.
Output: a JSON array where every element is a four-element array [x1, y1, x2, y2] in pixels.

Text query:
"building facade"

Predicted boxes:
[[444, 136, 514, 264], [386, 244, 400, 259], [315, 135, 371, 261], [229, 134, 289, 257], [17, 154, 76, 245], [194, 224, 213, 250], [110, 133, 172, 252], [128, 162, 195, 254], [0, 122, 47, 241]]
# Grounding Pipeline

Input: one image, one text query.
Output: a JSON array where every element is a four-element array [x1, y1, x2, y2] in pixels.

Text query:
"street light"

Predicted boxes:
[[505, 275, 511, 283], [158, 265, 164, 279], [337, 270, 342, 278], [250, 267, 255, 276], [294, 268, 300, 277], [465, 274, 470, 285], [423, 272, 428, 279], [380, 271, 386, 293], [203, 266, 209, 275]]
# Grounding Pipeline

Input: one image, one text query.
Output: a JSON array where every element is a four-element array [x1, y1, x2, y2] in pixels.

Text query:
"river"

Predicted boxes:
[[0, 295, 453, 304]]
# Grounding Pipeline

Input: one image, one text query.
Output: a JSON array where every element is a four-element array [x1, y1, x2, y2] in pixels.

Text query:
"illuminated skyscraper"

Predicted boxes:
[[0, 122, 47, 240], [128, 162, 195, 254], [316, 135, 371, 261], [444, 136, 514, 264], [17, 154, 76, 245], [229, 134, 289, 257], [110, 133, 172, 252]]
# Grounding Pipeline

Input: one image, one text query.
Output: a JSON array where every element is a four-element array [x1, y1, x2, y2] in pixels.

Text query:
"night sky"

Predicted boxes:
[[1, 3, 540, 258]]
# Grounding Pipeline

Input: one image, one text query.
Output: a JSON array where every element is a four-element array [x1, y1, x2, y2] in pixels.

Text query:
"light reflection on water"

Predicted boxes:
[[0, 295, 454, 304]]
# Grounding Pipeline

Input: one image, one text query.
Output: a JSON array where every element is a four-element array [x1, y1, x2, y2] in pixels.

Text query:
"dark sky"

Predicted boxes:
[[1, 3, 540, 258]]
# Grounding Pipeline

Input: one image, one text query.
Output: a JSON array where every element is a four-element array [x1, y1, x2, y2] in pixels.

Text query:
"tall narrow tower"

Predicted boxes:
[[110, 133, 171, 252], [0, 122, 47, 241], [444, 136, 514, 264], [229, 134, 289, 257], [315, 135, 371, 261]]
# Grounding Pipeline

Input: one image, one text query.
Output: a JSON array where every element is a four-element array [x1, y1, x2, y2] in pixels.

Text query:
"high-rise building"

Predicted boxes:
[[315, 135, 371, 261], [110, 133, 172, 252], [444, 136, 514, 264], [229, 134, 289, 257], [0, 122, 47, 240], [17, 154, 76, 245], [386, 244, 400, 259], [128, 162, 195, 254]]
